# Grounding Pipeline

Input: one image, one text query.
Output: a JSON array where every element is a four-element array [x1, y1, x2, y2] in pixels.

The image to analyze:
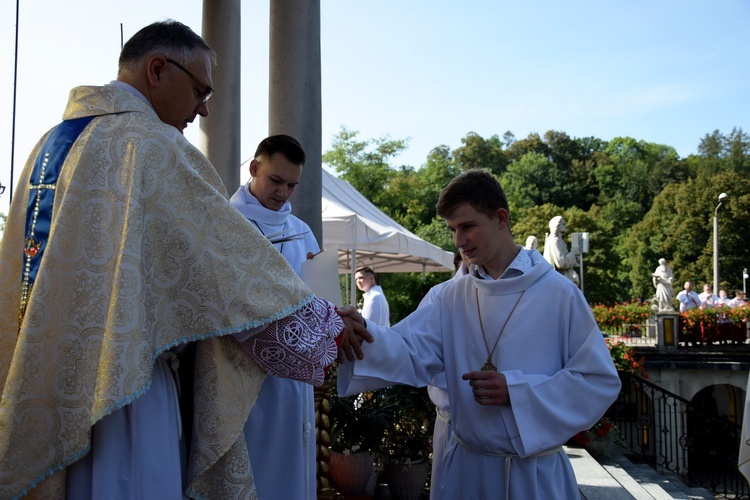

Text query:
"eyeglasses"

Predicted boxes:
[[166, 58, 213, 102]]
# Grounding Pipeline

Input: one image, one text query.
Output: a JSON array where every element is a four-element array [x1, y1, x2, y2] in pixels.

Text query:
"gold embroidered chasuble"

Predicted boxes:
[[0, 86, 317, 498]]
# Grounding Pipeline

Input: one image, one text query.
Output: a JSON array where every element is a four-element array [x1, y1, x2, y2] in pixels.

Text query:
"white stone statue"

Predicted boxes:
[[652, 258, 674, 311], [543, 216, 579, 286], [524, 235, 538, 250]]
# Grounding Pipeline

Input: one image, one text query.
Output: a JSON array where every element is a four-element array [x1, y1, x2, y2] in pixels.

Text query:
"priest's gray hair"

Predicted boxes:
[[118, 19, 217, 74]]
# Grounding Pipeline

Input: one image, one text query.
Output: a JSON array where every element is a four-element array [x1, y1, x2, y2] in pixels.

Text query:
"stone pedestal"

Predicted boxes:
[[656, 311, 680, 348]]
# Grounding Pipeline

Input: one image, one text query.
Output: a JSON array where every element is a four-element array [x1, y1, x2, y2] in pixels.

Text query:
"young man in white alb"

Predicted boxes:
[[339, 170, 621, 499]]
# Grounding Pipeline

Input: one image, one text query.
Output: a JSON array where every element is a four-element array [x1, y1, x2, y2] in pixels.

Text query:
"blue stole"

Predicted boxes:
[[18, 116, 95, 326]]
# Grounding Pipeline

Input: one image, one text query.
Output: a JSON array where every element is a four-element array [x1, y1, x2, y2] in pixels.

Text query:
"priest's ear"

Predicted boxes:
[[146, 56, 169, 88]]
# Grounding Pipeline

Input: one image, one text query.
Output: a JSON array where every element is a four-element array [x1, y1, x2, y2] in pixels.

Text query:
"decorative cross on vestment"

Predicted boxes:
[[18, 117, 94, 329]]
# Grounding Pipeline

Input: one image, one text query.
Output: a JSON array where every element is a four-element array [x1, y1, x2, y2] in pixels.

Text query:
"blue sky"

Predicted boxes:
[[1, 1, 748, 217]]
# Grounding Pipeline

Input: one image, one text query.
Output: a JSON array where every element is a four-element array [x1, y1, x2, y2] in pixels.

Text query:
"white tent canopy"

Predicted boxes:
[[321, 170, 454, 304]]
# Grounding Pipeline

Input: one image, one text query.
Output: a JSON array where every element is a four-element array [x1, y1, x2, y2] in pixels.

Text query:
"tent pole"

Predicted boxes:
[[350, 249, 357, 306]]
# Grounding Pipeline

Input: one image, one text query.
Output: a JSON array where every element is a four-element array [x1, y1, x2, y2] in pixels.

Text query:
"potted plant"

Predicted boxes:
[[376, 385, 434, 500], [329, 387, 394, 496], [571, 417, 623, 459]]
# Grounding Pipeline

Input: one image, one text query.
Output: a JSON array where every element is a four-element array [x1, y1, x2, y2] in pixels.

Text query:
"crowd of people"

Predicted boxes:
[[677, 280, 747, 312], [0, 19, 621, 500]]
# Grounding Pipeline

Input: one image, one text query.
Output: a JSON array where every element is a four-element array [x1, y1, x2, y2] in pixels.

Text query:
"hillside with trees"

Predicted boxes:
[[323, 126, 750, 321]]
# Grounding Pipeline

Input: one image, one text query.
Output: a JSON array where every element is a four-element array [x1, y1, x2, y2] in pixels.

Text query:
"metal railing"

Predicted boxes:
[[607, 371, 749, 498], [603, 320, 658, 346]]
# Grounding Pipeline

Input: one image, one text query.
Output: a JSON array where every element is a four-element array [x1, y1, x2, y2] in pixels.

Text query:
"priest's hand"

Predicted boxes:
[[336, 313, 374, 363], [336, 305, 365, 326], [462, 370, 510, 406]]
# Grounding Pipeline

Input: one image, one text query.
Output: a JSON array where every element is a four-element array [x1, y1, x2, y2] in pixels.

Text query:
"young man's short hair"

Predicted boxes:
[[436, 169, 509, 219], [355, 266, 378, 285], [254, 135, 306, 165]]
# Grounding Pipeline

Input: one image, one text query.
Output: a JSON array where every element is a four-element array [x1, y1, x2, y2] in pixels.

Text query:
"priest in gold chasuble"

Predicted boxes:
[[0, 21, 355, 500]]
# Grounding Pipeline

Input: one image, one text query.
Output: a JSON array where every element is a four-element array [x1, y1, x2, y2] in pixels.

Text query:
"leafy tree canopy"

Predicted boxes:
[[322, 125, 749, 313]]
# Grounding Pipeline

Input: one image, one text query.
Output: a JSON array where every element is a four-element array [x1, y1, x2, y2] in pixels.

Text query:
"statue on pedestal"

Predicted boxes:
[[543, 216, 579, 287], [652, 258, 675, 311], [524, 235, 538, 251]]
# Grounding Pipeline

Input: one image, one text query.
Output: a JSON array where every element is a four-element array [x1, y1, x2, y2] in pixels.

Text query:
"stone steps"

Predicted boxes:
[[566, 446, 716, 500]]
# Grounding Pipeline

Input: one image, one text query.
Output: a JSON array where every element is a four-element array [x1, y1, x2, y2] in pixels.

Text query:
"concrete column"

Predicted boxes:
[[200, 0, 242, 192], [269, 0, 323, 243]]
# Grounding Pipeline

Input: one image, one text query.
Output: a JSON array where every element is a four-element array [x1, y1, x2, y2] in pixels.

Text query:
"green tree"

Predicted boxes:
[[594, 137, 684, 221], [695, 127, 750, 176], [377, 146, 459, 230], [622, 172, 750, 299], [501, 131, 608, 212], [322, 126, 409, 207], [502, 153, 572, 215], [504, 132, 549, 164], [726, 127, 750, 175], [453, 132, 508, 176]]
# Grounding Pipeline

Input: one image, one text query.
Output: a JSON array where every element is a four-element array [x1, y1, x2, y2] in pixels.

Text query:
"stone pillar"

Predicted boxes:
[[200, 0, 242, 192], [269, 0, 323, 243], [656, 311, 680, 349]]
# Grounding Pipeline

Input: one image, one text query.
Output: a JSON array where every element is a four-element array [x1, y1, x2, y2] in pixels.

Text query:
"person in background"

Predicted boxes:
[[338, 170, 620, 499], [730, 291, 747, 308], [355, 266, 391, 326], [717, 289, 731, 306], [699, 283, 718, 309], [230, 134, 320, 500], [0, 21, 368, 499], [676, 281, 701, 312]]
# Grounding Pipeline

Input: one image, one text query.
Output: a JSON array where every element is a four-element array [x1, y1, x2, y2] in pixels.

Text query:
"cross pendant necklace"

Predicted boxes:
[[475, 288, 525, 372]]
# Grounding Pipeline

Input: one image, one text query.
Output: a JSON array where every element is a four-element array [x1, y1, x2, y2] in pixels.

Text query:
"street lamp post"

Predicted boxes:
[[713, 192, 729, 296], [743, 268, 748, 295]]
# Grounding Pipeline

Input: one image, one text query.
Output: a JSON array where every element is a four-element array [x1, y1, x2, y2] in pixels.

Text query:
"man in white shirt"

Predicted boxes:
[[338, 170, 620, 499], [676, 281, 702, 312], [699, 283, 718, 309], [355, 266, 391, 326], [730, 291, 747, 308]]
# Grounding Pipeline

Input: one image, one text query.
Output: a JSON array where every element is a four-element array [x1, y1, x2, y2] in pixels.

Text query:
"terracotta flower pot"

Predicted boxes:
[[329, 450, 374, 495]]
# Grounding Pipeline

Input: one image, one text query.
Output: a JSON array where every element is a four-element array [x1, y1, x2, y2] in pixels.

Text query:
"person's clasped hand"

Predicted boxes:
[[336, 306, 373, 363]]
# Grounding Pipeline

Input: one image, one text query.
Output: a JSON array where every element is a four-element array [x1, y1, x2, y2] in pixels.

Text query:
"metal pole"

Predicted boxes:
[[713, 214, 719, 297], [350, 249, 357, 306], [9, 0, 20, 203], [713, 193, 728, 296], [579, 251, 584, 295], [743, 268, 747, 295]]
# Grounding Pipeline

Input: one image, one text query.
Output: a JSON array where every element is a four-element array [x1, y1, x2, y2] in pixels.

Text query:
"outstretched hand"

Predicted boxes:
[[336, 307, 373, 363], [462, 370, 510, 406], [336, 305, 365, 326]]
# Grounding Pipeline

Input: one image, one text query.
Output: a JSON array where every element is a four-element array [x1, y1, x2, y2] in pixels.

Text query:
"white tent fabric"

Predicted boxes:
[[321, 169, 454, 302]]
